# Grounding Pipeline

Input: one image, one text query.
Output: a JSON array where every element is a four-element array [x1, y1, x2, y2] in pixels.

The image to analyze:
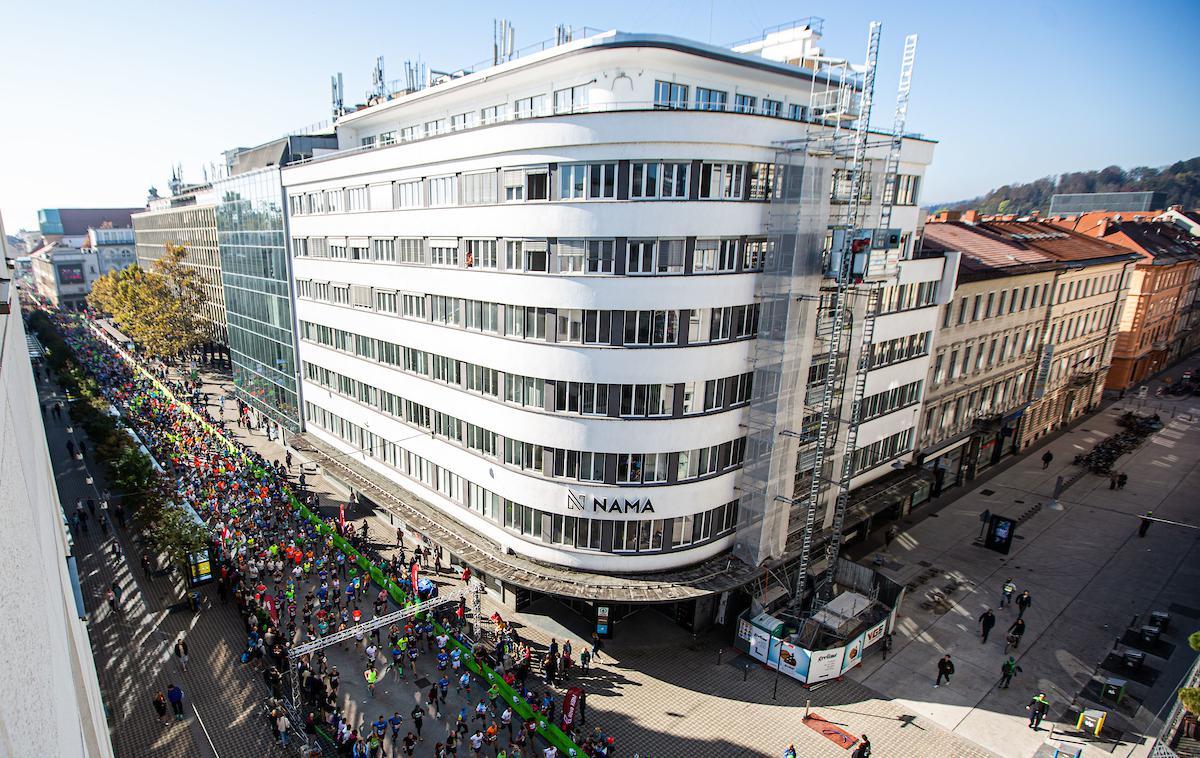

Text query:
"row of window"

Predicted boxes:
[[943, 282, 1049, 327], [304, 401, 738, 554], [303, 360, 747, 486], [288, 160, 778, 218], [879, 280, 939, 314], [851, 427, 914, 475], [295, 284, 760, 348], [1050, 304, 1114, 346], [295, 234, 773, 276], [920, 369, 1033, 444], [297, 320, 754, 418], [932, 325, 1043, 387], [868, 332, 931, 370], [859, 380, 923, 422]]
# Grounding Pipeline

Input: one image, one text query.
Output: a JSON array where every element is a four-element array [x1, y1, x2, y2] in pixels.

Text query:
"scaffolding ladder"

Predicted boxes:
[[820, 33, 920, 599]]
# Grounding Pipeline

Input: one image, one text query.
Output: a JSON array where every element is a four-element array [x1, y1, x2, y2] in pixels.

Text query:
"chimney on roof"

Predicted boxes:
[[961, 210, 979, 225], [1169, 204, 1183, 212]]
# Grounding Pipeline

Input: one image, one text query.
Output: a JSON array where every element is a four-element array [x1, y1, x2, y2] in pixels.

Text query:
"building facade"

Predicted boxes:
[[915, 225, 1058, 493], [1048, 213, 1199, 388], [132, 195, 228, 346], [212, 167, 304, 433], [84, 226, 137, 275], [29, 241, 99, 311], [1, 275, 114, 757], [280, 27, 937, 607]]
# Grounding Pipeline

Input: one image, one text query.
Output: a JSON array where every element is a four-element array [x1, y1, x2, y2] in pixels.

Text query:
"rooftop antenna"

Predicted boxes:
[[494, 19, 515, 64], [371, 56, 387, 100], [330, 72, 344, 118], [555, 24, 574, 45]]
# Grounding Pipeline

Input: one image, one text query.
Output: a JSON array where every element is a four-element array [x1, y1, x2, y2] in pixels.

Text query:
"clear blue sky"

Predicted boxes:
[[2, 0, 1197, 230]]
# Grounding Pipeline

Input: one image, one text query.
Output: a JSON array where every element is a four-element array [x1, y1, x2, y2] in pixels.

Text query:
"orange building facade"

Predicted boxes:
[[1047, 213, 1199, 390]]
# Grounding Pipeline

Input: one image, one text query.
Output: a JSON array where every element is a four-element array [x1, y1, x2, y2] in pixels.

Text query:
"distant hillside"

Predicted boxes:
[[936, 156, 1200, 216]]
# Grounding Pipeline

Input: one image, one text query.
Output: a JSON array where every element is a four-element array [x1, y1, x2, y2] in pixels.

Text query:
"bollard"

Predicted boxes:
[[717, 648, 723, 666], [743, 663, 749, 682], [805, 699, 811, 718]]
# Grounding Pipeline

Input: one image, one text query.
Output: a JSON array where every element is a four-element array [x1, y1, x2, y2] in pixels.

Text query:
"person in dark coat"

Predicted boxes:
[[935, 655, 954, 687], [979, 608, 996, 643]]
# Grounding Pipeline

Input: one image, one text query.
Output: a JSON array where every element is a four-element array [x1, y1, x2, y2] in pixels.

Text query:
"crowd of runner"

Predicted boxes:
[[55, 314, 629, 758]]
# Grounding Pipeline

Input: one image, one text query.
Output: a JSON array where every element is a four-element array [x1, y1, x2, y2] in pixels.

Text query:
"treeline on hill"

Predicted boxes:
[[938, 156, 1200, 216]]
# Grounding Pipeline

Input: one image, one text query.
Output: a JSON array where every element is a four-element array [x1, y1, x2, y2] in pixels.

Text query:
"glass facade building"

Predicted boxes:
[[213, 168, 302, 431]]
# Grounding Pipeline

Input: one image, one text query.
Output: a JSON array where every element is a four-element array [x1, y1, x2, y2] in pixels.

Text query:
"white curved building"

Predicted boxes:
[[282, 25, 941, 605]]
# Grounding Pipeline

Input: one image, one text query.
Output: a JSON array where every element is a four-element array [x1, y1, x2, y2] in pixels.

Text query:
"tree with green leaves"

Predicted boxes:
[[87, 243, 209, 361], [146, 505, 210, 573]]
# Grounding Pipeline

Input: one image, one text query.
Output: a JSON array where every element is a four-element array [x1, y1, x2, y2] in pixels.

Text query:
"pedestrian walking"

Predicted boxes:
[[277, 710, 291, 747], [106, 588, 120, 616], [979, 608, 996, 643], [411, 704, 424, 740], [591, 631, 604, 661], [365, 666, 378, 697], [880, 631, 893, 660], [1000, 578, 1016, 609], [167, 684, 185, 719], [851, 735, 871, 758], [1026, 692, 1050, 729], [1118, 472, 1128, 490], [1109, 471, 1119, 490], [1041, 451, 1053, 469], [934, 654, 954, 687], [141, 553, 153, 577], [784, 746, 797, 758], [1139, 511, 1153, 537], [884, 525, 898, 549], [1015, 591, 1033, 619], [1006, 618, 1027, 650], [153, 691, 170, 725], [999, 657, 1022, 689], [174, 637, 190, 672]]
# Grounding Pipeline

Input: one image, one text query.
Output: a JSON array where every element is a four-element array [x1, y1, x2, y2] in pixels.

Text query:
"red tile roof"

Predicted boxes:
[[922, 220, 1139, 281]]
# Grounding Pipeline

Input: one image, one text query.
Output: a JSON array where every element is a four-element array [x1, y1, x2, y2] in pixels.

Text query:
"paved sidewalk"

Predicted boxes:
[[852, 380, 1200, 758], [43, 373, 286, 758]]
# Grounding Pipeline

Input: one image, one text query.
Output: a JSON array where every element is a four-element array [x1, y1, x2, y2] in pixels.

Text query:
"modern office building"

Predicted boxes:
[[0, 269, 115, 758], [211, 133, 338, 435], [1048, 191, 1165, 217], [132, 186, 228, 355], [29, 241, 99, 311], [281, 23, 940, 620]]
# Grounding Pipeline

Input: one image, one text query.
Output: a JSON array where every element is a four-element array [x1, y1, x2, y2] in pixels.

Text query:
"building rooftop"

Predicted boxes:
[[922, 219, 1141, 281], [1045, 213, 1200, 264]]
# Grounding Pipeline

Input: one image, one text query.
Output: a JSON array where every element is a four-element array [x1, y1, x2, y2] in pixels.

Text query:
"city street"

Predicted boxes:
[[853, 362, 1200, 758]]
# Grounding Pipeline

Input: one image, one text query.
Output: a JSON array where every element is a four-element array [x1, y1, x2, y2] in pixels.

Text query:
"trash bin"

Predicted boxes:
[[1150, 610, 1170, 631], [1076, 708, 1107, 737], [1102, 678, 1127, 705], [1139, 625, 1161, 645], [1121, 650, 1145, 671]]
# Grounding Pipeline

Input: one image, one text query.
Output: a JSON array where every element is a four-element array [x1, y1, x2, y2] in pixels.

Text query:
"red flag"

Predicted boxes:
[[561, 687, 583, 728], [265, 594, 278, 624], [338, 502, 345, 533], [411, 561, 420, 599]]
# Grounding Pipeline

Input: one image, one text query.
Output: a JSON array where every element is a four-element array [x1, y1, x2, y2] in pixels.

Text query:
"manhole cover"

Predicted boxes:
[[981, 489, 996, 496]]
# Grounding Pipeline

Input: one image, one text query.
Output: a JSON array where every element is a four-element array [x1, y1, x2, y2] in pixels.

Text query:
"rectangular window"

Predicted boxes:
[[557, 240, 585, 274], [630, 162, 660, 199], [514, 94, 548, 119], [699, 163, 745, 199], [654, 80, 688, 109], [588, 163, 617, 199], [560, 164, 587, 200], [788, 103, 807, 121], [586, 240, 614, 274], [553, 84, 588, 114], [449, 111, 476, 132], [748, 163, 775, 200], [660, 162, 689, 199], [656, 239, 685, 274], [524, 240, 548, 272], [394, 179, 422, 209], [428, 175, 458, 207], [695, 87, 727, 111], [402, 293, 426, 319], [346, 186, 369, 212], [762, 98, 782, 117], [626, 240, 656, 275], [465, 239, 497, 269], [424, 118, 446, 137], [430, 240, 460, 267], [371, 238, 396, 262], [374, 290, 397, 313], [461, 172, 498, 205], [734, 94, 757, 114], [480, 104, 507, 124], [526, 170, 548, 201]]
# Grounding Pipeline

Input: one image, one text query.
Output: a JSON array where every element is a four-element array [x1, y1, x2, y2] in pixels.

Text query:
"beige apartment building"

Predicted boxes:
[[916, 216, 1138, 492]]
